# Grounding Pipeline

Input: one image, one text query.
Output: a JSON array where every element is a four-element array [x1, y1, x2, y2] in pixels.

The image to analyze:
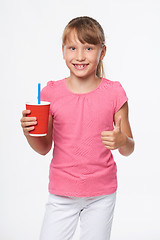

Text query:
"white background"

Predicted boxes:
[[0, 0, 160, 239]]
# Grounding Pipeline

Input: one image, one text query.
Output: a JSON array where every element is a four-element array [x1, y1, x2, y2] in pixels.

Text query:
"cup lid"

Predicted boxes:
[[26, 101, 50, 106]]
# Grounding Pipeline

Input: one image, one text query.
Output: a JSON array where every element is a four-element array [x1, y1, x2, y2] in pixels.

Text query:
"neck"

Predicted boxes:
[[66, 73, 102, 93], [70, 71, 100, 84]]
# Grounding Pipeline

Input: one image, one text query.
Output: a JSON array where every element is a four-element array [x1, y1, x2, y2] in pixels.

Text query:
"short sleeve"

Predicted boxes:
[[113, 81, 128, 114], [40, 81, 54, 115], [41, 85, 50, 102]]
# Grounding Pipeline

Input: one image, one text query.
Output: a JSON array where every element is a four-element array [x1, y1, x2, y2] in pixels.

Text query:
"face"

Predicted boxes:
[[62, 31, 106, 80]]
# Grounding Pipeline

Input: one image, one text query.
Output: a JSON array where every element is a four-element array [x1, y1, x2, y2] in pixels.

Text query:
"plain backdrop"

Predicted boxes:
[[0, 0, 160, 239]]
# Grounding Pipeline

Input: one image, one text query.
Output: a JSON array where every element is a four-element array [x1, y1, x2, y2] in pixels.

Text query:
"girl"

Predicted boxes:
[[21, 16, 134, 240]]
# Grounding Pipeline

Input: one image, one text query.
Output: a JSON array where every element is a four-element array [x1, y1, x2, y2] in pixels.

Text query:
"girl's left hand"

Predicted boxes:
[[101, 116, 127, 150]]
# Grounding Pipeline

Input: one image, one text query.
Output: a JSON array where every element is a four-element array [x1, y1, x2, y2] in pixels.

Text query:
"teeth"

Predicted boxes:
[[74, 64, 87, 69]]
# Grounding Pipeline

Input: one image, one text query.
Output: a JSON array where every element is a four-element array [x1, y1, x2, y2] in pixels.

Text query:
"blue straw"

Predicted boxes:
[[38, 83, 41, 104]]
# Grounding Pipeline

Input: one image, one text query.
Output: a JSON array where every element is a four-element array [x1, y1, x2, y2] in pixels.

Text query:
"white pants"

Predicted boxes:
[[40, 192, 116, 240]]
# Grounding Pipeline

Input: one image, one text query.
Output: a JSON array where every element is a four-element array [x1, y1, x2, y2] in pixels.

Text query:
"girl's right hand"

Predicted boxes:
[[20, 110, 37, 136]]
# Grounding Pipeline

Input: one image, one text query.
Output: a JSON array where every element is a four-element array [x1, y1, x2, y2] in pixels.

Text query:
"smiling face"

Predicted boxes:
[[62, 30, 106, 80]]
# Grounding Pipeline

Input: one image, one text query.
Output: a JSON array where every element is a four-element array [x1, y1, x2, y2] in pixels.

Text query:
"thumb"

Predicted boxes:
[[114, 116, 122, 132]]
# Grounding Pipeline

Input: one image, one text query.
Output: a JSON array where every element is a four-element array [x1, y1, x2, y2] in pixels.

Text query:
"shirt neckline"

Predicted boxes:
[[63, 77, 104, 96]]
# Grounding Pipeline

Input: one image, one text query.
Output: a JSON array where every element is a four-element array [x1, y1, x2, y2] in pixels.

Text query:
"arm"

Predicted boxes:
[[21, 110, 53, 155], [113, 102, 135, 156], [101, 102, 135, 156]]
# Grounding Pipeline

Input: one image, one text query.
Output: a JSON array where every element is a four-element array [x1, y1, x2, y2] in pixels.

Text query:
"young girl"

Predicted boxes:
[[21, 16, 134, 240]]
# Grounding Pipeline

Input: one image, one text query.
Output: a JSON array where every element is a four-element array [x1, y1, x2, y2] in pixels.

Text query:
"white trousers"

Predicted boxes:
[[40, 192, 116, 240]]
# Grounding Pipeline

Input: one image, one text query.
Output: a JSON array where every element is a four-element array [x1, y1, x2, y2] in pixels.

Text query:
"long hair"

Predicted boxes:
[[62, 16, 106, 78]]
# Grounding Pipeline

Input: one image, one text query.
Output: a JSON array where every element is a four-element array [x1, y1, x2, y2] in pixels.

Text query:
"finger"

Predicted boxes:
[[101, 136, 114, 142], [101, 131, 113, 137], [102, 140, 115, 147], [102, 141, 117, 150], [104, 145, 115, 150], [23, 126, 35, 134], [22, 110, 31, 117], [21, 121, 37, 128], [21, 116, 37, 122]]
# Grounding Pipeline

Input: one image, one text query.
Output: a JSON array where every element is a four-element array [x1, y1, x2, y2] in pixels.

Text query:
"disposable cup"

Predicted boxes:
[[26, 101, 50, 136]]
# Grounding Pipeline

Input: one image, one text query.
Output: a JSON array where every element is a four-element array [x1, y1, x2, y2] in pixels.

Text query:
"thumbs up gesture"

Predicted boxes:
[[101, 116, 127, 150]]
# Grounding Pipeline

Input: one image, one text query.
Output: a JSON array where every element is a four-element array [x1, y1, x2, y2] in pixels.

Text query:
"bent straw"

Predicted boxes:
[[38, 83, 41, 104]]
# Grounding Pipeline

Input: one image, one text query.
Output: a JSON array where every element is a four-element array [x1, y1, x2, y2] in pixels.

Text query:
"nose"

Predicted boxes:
[[76, 49, 86, 62]]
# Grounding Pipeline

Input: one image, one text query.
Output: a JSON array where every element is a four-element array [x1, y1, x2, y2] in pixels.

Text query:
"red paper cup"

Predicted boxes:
[[26, 101, 50, 136]]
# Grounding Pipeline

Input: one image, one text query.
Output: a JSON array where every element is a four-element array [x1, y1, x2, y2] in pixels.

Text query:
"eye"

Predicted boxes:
[[86, 47, 92, 51], [70, 47, 75, 51]]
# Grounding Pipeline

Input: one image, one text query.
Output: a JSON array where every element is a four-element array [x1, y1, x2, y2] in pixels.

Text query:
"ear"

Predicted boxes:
[[62, 46, 65, 60], [100, 45, 107, 61]]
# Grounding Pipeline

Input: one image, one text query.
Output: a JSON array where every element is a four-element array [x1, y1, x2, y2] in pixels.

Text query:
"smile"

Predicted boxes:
[[73, 64, 89, 70]]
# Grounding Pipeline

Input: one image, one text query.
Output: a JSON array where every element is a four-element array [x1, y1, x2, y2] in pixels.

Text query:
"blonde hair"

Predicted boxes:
[[62, 16, 106, 78]]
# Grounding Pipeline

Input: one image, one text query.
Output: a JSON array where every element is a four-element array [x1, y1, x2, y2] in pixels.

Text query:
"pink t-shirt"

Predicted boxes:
[[41, 78, 128, 197]]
